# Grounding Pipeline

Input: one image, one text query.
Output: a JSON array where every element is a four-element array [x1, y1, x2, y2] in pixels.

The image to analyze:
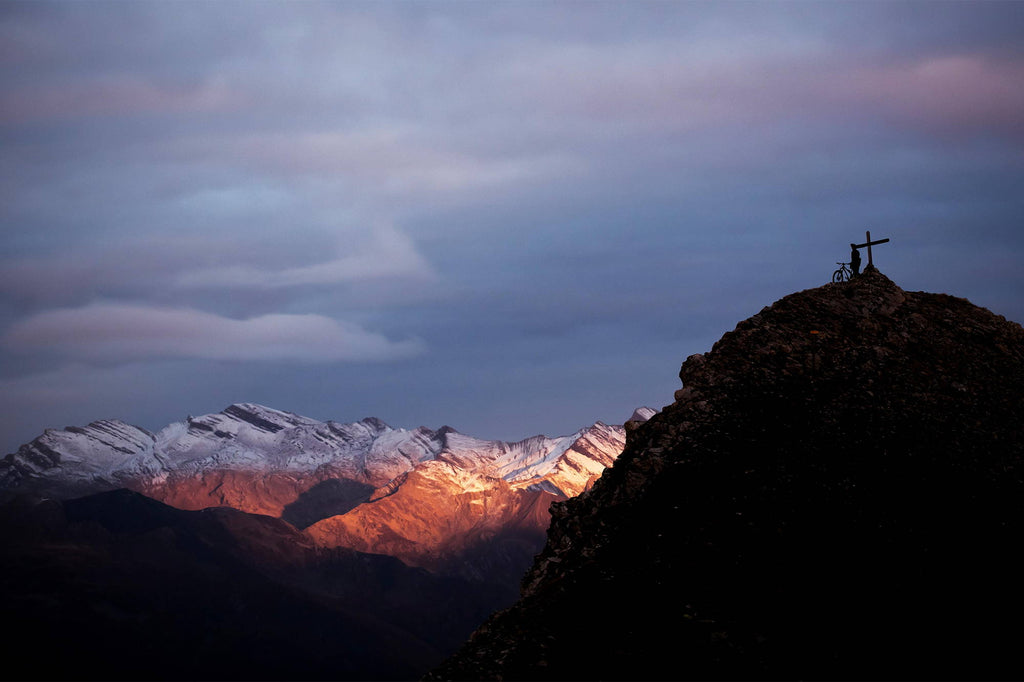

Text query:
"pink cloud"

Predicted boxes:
[[843, 55, 1024, 139], [0, 75, 240, 124], [486, 41, 1024, 146]]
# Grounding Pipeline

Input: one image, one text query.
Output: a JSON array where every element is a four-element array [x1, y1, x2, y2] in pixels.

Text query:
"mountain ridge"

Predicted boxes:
[[0, 403, 655, 679], [1, 402, 652, 579], [1, 403, 643, 501], [428, 269, 1024, 680]]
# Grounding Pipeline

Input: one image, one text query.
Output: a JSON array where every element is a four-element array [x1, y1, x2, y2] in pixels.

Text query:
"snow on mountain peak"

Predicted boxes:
[[1, 404, 658, 580], [628, 407, 657, 423], [2, 405, 656, 512]]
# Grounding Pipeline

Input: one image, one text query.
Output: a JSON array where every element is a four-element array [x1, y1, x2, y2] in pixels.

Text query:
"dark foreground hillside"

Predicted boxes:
[[0, 489, 511, 681], [428, 269, 1024, 681]]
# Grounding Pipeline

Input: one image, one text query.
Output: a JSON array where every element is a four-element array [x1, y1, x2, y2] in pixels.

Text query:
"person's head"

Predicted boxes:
[[850, 244, 856, 249]]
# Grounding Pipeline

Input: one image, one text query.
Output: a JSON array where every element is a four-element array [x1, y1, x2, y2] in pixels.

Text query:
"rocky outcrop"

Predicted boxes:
[[428, 269, 1024, 680]]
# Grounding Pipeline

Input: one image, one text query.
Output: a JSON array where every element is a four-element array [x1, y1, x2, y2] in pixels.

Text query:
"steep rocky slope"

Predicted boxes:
[[305, 420, 630, 576], [428, 269, 1024, 680]]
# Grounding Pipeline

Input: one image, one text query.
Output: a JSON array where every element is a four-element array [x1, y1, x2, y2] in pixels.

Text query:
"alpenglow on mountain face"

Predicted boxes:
[[1, 403, 651, 575]]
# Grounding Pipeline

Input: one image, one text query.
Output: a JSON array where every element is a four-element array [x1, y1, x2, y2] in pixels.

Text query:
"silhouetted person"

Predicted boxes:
[[850, 244, 861, 277]]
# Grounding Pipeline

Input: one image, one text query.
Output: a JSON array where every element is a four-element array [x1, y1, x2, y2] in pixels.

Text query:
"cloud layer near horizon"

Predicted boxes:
[[3, 304, 424, 362], [1, 1, 1022, 451]]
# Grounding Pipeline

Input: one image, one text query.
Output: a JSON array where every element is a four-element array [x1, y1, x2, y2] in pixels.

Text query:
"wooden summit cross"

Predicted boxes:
[[854, 231, 890, 268]]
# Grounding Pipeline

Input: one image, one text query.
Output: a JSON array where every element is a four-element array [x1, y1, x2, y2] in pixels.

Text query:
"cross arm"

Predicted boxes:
[[854, 238, 890, 248]]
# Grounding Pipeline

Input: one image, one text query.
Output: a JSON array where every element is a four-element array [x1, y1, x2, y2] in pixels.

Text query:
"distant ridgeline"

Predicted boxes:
[[429, 269, 1024, 681], [0, 403, 646, 581], [0, 402, 650, 680]]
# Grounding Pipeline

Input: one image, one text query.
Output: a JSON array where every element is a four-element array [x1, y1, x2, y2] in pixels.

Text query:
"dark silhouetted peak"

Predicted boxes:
[[429, 274, 1024, 681], [64, 487, 187, 534]]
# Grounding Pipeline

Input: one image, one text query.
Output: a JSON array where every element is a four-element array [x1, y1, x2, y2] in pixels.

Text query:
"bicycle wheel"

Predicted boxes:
[[832, 268, 845, 283]]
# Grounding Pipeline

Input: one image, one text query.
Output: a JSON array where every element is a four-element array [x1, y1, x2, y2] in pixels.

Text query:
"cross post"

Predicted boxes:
[[854, 231, 890, 268]]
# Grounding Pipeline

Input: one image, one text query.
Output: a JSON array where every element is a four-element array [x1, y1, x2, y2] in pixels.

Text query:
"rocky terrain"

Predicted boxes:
[[304, 420, 629, 577], [0, 406, 650, 680], [1, 405, 646, 580], [428, 268, 1024, 681]]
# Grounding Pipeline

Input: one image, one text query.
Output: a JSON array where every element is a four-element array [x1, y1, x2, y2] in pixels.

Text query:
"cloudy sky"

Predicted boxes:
[[1, 0, 1022, 452]]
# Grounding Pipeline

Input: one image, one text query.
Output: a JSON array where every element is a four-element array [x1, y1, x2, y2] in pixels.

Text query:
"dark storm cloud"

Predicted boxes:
[[1, 0, 1022, 451]]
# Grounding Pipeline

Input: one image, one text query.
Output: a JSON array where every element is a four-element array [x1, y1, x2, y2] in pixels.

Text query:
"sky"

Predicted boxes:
[[1, 0, 1023, 452]]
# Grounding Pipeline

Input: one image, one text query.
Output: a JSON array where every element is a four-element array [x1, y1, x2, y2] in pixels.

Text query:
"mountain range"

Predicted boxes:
[[0, 404, 652, 680], [1, 403, 652, 579]]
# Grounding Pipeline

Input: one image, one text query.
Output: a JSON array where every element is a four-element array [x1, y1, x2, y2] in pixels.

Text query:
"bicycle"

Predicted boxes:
[[832, 262, 852, 283]]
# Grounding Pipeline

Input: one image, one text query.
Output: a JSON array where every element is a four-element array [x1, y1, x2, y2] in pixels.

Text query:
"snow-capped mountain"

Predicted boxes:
[[1, 403, 654, 576]]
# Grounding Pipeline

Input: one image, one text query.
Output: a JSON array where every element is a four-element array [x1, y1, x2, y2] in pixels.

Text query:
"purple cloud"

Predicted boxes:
[[843, 55, 1024, 141]]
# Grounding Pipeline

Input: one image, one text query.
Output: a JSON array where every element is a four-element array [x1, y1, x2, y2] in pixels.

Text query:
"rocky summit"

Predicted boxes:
[[428, 269, 1024, 681]]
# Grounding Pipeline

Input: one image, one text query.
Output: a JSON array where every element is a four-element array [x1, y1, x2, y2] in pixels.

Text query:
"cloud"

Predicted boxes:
[[174, 224, 436, 289], [0, 75, 239, 125], [1, 303, 424, 363], [843, 55, 1024, 140], [160, 127, 583, 208], [0, 224, 439, 310]]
